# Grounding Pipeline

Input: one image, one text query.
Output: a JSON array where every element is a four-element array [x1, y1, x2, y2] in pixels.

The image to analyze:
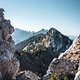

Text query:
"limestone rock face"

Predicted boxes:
[[0, 8, 20, 80], [43, 35, 80, 80]]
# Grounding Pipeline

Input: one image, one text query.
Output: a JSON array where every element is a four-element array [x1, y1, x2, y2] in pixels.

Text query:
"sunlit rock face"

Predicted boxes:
[[43, 35, 80, 80], [0, 8, 20, 80], [22, 28, 72, 54]]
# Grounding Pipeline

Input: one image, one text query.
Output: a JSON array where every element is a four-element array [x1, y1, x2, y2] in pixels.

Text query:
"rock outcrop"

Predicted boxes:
[[16, 70, 41, 80], [58, 35, 80, 61], [0, 8, 20, 80], [0, 8, 44, 80], [43, 58, 78, 80], [43, 35, 80, 80], [12, 28, 48, 44]]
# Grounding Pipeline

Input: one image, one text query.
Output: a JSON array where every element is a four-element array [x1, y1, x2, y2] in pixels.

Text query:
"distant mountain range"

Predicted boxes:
[[12, 28, 48, 44], [12, 28, 76, 45]]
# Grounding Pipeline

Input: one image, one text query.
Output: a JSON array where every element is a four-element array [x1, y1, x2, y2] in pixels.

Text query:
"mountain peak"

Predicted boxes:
[[49, 27, 57, 31], [41, 28, 45, 31], [48, 27, 61, 36], [0, 8, 4, 12], [49, 27, 58, 32]]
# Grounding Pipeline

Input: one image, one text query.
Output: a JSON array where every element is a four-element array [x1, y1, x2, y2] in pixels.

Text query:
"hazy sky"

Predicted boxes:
[[0, 0, 80, 35]]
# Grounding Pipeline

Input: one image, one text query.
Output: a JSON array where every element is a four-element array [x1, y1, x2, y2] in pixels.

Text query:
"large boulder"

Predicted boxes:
[[43, 58, 77, 80]]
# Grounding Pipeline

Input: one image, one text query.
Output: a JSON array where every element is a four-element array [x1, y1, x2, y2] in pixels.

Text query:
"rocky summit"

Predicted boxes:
[[43, 35, 80, 80], [15, 27, 72, 77], [22, 27, 72, 54]]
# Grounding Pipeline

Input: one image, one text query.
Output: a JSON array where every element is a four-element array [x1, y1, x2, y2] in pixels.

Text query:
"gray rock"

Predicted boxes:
[[0, 8, 20, 80], [43, 58, 77, 80], [16, 70, 41, 80], [43, 35, 80, 80], [74, 71, 80, 80]]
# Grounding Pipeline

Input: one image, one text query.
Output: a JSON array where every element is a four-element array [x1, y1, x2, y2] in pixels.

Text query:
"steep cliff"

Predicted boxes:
[[0, 8, 20, 79]]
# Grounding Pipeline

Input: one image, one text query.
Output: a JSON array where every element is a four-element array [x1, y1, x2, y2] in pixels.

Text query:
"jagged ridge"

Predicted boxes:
[[15, 27, 72, 77]]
